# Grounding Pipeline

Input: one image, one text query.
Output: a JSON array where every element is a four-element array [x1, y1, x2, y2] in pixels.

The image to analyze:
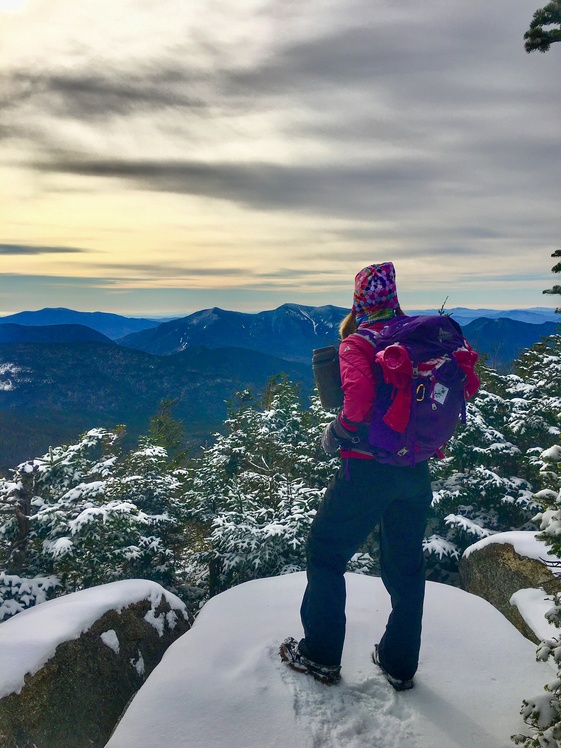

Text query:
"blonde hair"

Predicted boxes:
[[339, 312, 357, 340], [340, 307, 406, 340]]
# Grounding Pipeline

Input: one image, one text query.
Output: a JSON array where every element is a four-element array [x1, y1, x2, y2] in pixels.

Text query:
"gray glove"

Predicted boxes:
[[321, 418, 356, 454]]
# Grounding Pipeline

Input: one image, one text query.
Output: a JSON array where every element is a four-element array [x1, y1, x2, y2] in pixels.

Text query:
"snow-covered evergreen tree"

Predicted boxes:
[[513, 444, 561, 747], [182, 379, 333, 594], [0, 427, 189, 620], [425, 363, 537, 582], [182, 378, 376, 597], [426, 333, 561, 583]]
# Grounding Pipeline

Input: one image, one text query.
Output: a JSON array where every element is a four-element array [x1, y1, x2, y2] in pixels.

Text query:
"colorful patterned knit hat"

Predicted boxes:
[[352, 262, 400, 324]]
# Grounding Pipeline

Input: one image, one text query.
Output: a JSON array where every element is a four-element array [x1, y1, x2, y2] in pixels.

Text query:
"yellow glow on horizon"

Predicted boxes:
[[0, 165, 361, 285]]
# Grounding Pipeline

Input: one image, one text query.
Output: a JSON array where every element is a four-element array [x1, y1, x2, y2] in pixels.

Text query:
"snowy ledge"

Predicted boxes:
[[105, 572, 551, 748], [510, 588, 560, 643], [463, 531, 561, 644], [463, 530, 553, 563], [0, 579, 187, 700]]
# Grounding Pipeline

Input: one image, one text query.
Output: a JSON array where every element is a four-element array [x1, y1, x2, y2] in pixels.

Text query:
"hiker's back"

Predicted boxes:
[[351, 315, 479, 466]]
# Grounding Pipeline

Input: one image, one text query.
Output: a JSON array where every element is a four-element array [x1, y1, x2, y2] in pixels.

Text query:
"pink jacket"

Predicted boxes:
[[338, 322, 386, 459]]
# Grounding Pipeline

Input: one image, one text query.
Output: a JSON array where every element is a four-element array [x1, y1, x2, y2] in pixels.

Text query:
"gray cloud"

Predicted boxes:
[[1, 66, 206, 121], [0, 273, 118, 287], [254, 268, 342, 279], [95, 262, 246, 277], [31, 155, 444, 218], [1, 5, 557, 176], [0, 243, 88, 255]]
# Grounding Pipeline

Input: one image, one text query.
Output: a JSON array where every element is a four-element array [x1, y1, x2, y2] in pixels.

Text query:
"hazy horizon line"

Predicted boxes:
[[0, 304, 558, 321]]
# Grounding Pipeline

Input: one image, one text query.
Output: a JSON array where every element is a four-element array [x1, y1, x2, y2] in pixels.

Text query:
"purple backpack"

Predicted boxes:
[[355, 315, 469, 466]]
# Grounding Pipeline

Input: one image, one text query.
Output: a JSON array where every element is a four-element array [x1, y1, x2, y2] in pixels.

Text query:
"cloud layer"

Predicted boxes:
[[0, 0, 559, 313]]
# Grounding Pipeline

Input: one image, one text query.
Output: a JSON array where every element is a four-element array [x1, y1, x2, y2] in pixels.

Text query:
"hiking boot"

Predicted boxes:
[[279, 637, 341, 685], [372, 644, 414, 691]]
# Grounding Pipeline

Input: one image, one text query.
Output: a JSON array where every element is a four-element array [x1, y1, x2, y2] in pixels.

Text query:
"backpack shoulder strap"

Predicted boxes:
[[352, 316, 405, 349], [353, 327, 380, 348]]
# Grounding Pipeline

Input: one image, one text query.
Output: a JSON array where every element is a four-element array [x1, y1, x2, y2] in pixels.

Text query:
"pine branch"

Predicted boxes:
[[524, 1, 561, 52]]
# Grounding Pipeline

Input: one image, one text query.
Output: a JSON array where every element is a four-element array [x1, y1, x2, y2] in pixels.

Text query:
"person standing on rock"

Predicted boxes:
[[280, 262, 436, 690]]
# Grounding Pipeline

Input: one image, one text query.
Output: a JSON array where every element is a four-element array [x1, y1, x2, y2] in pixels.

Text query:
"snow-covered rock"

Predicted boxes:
[[0, 580, 191, 748], [460, 532, 561, 643], [463, 531, 552, 562], [107, 572, 550, 748]]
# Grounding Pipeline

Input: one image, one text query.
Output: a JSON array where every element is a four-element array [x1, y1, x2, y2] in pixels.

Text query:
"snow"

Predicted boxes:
[[463, 530, 551, 562], [106, 572, 550, 748], [132, 651, 145, 676], [0, 362, 22, 390], [60, 480, 105, 501], [298, 308, 319, 335], [0, 572, 60, 621], [541, 445, 561, 462], [68, 501, 149, 531], [144, 606, 167, 636], [511, 588, 560, 642], [445, 513, 494, 538], [45, 537, 74, 556], [101, 629, 120, 654], [0, 579, 187, 699], [422, 534, 459, 559]]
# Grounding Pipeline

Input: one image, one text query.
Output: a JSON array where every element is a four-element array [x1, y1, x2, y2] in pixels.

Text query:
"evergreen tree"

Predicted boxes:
[[512, 338, 561, 747], [543, 249, 561, 313], [425, 363, 539, 583], [182, 379, 332, 595], [148, 398, 190, 467], [0, 428, 122, 577], [512, 446, 561, 747], [0, 427, 189, 619], [524, 1, 561, 52], [508, 334, 561, 476], [182, 378, 377, 597], [426, 332, 561, 584]]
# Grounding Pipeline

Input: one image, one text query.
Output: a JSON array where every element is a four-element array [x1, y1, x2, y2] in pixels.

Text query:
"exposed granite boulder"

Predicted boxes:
[[459, 539, 561, 643], [0, 581, 191, 748]]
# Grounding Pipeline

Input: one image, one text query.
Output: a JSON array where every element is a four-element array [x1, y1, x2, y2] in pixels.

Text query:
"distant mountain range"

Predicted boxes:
[[114, 304, 559, 366], [0, 305, 557, 338], [414, 307, 559, 325], [0, 308, 163, 339], [460, 318, 558, 369], [0, 342, 313, 469], [0, 304, 558, 469], [0, 323, 114, 345], [117, 304, 345, 362]]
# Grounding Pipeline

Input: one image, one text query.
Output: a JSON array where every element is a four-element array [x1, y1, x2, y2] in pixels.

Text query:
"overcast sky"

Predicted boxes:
[[0, 0, 559, 316]]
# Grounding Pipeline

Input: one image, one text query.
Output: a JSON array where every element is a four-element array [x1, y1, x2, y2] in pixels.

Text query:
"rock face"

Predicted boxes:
[[459, 541, 561, 643], [0, 592, 191, 748]]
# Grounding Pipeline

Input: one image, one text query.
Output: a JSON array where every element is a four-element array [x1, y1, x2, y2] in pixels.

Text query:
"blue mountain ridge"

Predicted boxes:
[[0, 304, 557, 337], [412, 307, 559, 325], [0, 308, 164, 340], [0, 324, 114, 345], [115, 304, 559, 367], [0, 304, 558, 468], [0, 342, 314, 469], [0, 304, 558, 368]]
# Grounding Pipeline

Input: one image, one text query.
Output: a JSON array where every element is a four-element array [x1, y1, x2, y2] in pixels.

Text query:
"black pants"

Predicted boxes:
[[299, 458, 433, 680]]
